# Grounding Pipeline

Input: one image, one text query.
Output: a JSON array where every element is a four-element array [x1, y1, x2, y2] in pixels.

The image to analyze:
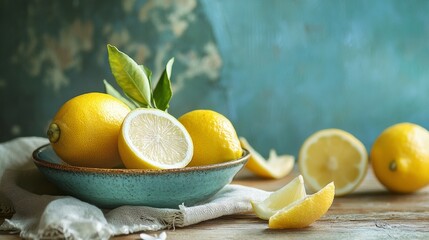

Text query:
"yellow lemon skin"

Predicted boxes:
[[370, 122, 429, 193], [178, 109, 242, 166], [268, 182, 335, 229], [48, 92, 130, 168]]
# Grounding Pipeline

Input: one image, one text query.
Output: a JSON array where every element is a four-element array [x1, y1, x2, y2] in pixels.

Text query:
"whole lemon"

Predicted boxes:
[[47, 92, 130, 168], [370, 122, 429, 193], [178, 109, 243, 166]]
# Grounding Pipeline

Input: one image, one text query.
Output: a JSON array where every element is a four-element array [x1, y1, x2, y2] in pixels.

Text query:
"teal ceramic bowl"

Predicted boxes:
[[32, 144, 249, 209]]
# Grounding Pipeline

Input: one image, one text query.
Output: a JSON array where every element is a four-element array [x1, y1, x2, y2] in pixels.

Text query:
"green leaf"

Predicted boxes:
[[153, 58, 174, 111], [103, 80, 137, 109], [140, 64, 157, 108], [141, 65, 152, 82], [125, 92, 146, 108], [107, 44, 153, 108]]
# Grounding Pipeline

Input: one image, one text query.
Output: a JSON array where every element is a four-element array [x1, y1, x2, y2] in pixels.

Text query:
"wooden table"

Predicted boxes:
[[2, 167, 429, 239], [116, 168, 429, 239]]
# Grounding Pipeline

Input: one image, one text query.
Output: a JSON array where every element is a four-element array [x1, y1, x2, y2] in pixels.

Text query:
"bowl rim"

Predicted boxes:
[[32, 144, 249, 175]]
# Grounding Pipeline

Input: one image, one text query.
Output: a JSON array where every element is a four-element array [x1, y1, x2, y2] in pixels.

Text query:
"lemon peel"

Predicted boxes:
[[240, 137, 294, 179]]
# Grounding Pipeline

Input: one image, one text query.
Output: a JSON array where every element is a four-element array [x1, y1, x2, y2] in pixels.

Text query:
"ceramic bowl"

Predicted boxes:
[[32, 144, 248, 209]]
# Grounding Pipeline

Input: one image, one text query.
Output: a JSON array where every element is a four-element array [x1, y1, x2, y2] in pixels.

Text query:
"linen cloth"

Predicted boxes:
[[0, 137, 270, 239]]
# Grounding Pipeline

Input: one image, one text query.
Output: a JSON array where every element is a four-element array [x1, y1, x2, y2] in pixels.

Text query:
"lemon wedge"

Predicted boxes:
[[268, 182, 335, 229], [118, 108, 193, 169], [240, 137, 294, 179], [298, 129, 368, 196], [251, 175, 306, 220]]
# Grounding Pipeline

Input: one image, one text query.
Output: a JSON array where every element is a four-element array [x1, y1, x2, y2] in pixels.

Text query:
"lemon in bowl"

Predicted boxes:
[[47, 92, 130, 168], [178, 109, 243, 166]]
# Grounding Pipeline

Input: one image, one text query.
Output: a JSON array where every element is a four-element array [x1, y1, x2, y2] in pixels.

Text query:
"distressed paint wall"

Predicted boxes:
[[1, 0, 429, 157], [0, 0, 222, 142]]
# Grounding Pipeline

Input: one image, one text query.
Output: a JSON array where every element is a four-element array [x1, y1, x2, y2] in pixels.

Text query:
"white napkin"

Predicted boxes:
[[0, 137, 270, 239]]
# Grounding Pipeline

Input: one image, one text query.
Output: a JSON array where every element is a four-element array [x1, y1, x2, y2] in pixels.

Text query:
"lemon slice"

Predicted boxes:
[[240, 137, 294, 179], [251, 175, 306, 220], [298, 129, 368, 196], [118, 108, 193, 169], [268, 182, 335, 229]]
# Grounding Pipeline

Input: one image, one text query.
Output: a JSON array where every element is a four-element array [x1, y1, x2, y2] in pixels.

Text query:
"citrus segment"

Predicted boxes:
[[118, 108, 193, 169], [370, 122, 429, 193], [48, 92, 130, 168], [178, 110, 242, 166], [268, 182, 335, 229], [251, 175, 306, 220], [298, 129, 368, 196], [240, 137, 294, 179]]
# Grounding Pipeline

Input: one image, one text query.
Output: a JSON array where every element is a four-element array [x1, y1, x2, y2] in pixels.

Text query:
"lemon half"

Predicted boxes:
[[118, 108, 193, 169], [298, 129, 368, 196]]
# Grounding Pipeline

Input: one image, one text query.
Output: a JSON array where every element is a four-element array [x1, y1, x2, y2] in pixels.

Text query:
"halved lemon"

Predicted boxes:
[[268, 182, 335, 229], [118, 108, 193, 169], [240, 137, 294, 179], [298, 129, 368, 196], [251, 175, 306, 220]]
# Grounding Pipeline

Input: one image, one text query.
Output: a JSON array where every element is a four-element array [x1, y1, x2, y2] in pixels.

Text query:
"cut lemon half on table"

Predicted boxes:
[[298, 129, 368, 196], [251, 175, 306, 220], [118, 108, 193, 169], [268, 181, 335, 229], [240, 137, 294, 179]]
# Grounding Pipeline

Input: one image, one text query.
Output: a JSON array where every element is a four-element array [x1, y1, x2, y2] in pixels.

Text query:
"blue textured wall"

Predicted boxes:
[[199, 0, 429, 156], [1, 0, 429, 158]]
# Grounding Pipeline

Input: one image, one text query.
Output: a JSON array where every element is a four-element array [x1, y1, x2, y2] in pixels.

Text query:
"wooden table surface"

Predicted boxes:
[[2, 167, 429, 239]]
